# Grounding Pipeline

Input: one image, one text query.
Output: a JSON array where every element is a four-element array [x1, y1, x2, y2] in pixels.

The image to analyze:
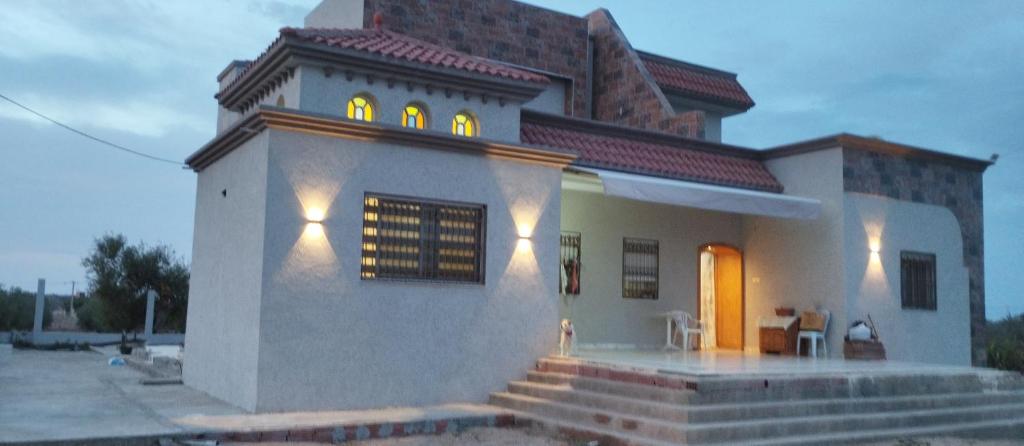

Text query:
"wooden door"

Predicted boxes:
[[714, 247, 744, 350]]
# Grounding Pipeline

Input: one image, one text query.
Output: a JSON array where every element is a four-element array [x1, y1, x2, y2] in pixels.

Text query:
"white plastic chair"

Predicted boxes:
[[672, 312, 705, 351], [796, 309, 830, 358]]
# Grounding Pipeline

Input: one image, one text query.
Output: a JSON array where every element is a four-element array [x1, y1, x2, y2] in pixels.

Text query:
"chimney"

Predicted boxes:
[[304, 0, 365, 28]]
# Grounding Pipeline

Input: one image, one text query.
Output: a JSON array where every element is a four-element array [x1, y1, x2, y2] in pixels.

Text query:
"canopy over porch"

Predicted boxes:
[[564, 168, 821, 220]]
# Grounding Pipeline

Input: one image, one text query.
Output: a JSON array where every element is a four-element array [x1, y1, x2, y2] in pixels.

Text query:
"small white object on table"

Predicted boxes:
[[758, 315, 798, 330]]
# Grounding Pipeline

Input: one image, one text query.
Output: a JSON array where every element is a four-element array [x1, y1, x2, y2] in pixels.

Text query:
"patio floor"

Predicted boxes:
[[569, 347, 996, 378]]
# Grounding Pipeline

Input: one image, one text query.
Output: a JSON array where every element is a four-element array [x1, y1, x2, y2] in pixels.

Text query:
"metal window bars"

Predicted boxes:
[[900, 251, 937, 310], [362, 193, 486, 283], [622, 237, 659, 299], [560, 231, 582, 295]]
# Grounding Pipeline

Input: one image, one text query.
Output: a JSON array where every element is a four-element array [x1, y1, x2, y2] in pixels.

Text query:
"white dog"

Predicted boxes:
[[559, 319, 576, 356]]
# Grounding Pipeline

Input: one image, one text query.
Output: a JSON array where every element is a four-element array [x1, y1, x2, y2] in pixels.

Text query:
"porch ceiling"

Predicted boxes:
[[565, 168, 821, 220]]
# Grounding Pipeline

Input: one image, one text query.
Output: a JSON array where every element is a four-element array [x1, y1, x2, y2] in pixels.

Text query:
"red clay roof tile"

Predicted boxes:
[[520, 113, 782, 193], [639, 52, 754, 110], [281, 27, 550, 84]]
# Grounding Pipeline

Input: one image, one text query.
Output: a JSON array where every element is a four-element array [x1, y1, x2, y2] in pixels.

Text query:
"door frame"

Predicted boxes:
[[695, 242, 745, 350]]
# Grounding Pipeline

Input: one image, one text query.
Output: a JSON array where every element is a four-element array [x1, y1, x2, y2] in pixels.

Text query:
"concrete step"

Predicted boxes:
[[508, 379, 1024, 425], [685, 402, 1024, 444], [538, 355, 1019, 404], [490, 390, 1024, 445], [526, 371, 696, 405], [721, 416, 1024, 446], [508, 410, 678, 446], [490, 391, 691, 444]]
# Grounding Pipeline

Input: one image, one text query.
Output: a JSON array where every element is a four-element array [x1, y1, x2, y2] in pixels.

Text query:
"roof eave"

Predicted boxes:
[[763, 133, 994, 172], [187, 106, 575, 172], [658, 85, 755, 114], [521, 109, 764, 159], [217, 37, 548, 111]]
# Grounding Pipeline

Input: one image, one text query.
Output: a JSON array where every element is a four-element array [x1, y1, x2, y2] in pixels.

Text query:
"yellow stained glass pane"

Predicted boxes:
[[452, 113, 475, 137], [403, 106, 425, 129], [347, 96, 373, 122]]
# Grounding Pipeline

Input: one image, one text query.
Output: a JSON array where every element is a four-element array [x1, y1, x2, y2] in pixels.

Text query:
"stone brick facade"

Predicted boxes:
[[361, 0, 589, 116], [843, 148, 988, 365], [586, 9, 704, 138]]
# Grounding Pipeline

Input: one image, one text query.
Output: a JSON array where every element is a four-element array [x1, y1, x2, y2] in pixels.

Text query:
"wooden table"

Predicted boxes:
[[759, 316, 799, 355]]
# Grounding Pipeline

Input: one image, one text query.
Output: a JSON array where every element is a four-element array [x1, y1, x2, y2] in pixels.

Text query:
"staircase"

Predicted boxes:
[[489, 356, 1024, 445]]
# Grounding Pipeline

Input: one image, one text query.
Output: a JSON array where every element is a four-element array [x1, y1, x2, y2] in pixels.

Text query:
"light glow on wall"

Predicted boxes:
[[516, 238, 533, 254], [860, 216, 891, 298], [306, 207, 326, 223], [517, 223, 534, 239]]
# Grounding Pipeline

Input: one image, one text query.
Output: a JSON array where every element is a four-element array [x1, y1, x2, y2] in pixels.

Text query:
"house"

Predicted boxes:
[[183, 0, 992, 413]]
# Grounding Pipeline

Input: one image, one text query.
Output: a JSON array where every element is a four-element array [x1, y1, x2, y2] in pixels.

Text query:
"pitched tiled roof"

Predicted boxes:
[[521, 112, 782, 193], [638, 51, 754, 110], [280, 27, 550, 84]]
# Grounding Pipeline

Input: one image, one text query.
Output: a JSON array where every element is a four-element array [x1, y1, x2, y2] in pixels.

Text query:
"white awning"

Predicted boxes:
[[568, 168, 821, 220]]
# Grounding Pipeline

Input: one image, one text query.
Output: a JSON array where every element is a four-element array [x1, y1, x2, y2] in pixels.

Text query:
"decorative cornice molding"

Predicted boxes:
[[217, 38, 547, 113], [764, 134, 993, 172], [186, 107, 576, 172]]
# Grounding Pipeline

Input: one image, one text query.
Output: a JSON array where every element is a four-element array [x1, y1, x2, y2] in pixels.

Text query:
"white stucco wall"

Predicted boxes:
[[741, 148, 847, 355], [298, 68, 523, 143], [523, 79, 567, 115], [304, 0, 363, 28], [183, 133, 269, 411], [842, 192, 971, 365], [560, 189, 744, 347], [250, 128, 562, 412]]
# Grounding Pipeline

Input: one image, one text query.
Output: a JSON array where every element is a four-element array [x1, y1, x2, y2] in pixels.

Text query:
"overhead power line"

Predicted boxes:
[[0, 92, 186, 167]]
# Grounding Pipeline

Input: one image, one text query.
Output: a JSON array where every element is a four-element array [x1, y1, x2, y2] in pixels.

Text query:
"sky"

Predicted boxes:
[[0, 1, 1021, 318]]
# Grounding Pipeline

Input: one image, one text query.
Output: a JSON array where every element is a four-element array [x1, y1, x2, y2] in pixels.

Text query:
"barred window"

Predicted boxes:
[[623, 238, 658, 299], [560, 231, 581, 295], [361, 193, 485, 283], [901, 251, 936, 310]]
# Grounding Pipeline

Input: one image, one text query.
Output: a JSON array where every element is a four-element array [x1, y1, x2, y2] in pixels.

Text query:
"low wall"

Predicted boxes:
[[3, 331, 184, 346]]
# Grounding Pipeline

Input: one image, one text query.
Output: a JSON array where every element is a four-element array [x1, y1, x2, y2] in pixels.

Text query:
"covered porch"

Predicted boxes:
[[558, 167, 834, 356], [567, 346, 980, 378]]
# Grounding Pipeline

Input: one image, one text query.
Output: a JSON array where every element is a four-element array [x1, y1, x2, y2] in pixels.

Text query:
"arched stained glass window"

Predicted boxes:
[[346, 95, 375, 122], [402, 104, 426, 129], [452, 112, 477, 137]]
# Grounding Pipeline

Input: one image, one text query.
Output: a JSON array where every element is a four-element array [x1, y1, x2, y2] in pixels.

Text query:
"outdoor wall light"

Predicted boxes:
[[306, 207, 326, 223], [517, 224, 533, 240], [869, 239, 881, 255], [515, 224, 534, 254], [302, 207, 327, 239]]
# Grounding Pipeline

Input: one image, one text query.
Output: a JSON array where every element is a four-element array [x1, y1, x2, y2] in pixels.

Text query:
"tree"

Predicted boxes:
[[81, 234, 189, 332], [0, 285, 53, 331]]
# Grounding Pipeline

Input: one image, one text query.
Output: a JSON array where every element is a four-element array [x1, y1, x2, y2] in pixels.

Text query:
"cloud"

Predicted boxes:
[[0, 92, 207, 138]]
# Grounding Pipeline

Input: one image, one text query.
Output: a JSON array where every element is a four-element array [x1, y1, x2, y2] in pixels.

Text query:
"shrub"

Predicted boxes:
[[987, 313, 1024, 373], [0, 286, 53, 331], [75, 298, 109, 332]]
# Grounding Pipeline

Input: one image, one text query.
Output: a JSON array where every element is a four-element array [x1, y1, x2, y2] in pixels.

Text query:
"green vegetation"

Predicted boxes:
[[0, 285, 53, 331], [987, 313, 1024, 373], [79, 234, 189, 333]]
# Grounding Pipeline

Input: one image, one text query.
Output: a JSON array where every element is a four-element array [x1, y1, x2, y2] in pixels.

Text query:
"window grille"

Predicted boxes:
[[361, 193, 485, 283], [560, 231, 581, 295], [901, 251, 936, 310], [623, 238, 658, 299]]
